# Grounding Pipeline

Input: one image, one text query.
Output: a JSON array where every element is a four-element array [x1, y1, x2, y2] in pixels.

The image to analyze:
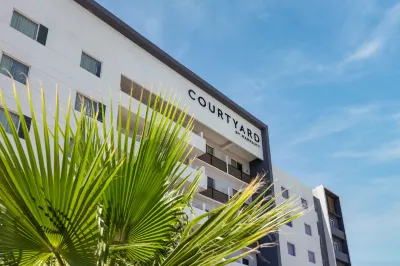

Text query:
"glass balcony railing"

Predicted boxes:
[[198, 153, 252, 184]]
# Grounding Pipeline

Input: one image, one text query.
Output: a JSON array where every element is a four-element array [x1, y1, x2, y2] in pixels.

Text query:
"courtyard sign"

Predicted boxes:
[[188, 89, 261, 149]]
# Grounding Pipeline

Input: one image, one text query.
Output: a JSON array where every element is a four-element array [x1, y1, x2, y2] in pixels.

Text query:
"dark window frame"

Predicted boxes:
[[231, 158, 243, 171], [308, 250, 316, 264], [301, 198, 308, 209], [305, 223, 312, 236], [80, 51, 102, 78], [10, 9, 48, 45], [0, 106, 31, 139], [0, 53, 30, 85], [206, 144, 214, 155], [207, 176, 215, 188], [74, 92, 106, 123], [287, 242, 296, 256], [281, 186, 289, 199]]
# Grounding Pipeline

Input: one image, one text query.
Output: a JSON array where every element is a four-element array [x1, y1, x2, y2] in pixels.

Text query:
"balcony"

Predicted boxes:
[[118, 95, 206, 155], [335, 250, 350, 264], [198, 153, 252, 184], [198, 153, 227, 172], [228, 165, 252, 183], [200, 187, 229, 204], [331, 226, 346, 240]]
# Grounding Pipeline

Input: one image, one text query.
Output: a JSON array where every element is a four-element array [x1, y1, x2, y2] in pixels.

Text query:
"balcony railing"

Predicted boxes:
[[335, 250, 350, 264], [198, 153, 252, 183], [198, 153, 227, 172], [200, 187, 229, 203], [228, 165, 252, 183]]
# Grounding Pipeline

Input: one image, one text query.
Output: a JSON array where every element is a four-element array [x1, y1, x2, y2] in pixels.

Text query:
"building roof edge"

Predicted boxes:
[[74, 0, 267, 130]]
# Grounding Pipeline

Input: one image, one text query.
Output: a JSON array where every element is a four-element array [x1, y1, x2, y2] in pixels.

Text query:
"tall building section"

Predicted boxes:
[[314, 186, 352, 266], [273, 166, 323, 266], [0, 1, 351, 266]]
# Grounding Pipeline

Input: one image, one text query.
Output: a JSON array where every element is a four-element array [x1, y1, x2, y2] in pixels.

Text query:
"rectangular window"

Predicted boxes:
[[305, 223, 312, 236], [308, 251, 316, 264], [80, 52, 102, 77], [242, 258, 249, 265], [231, 158, 243, 171], [327, 196, 336, 212], [207, 176, 215, 188], [286, 217, 293, 227], [74, 92, 106, 122], [330, 218, 335, 227], [333, 241, 338, 251], [301, 198, 308, 209], [0, 54, 29, 85], [281, 186, 289, 199], [0, 106, 31, 139], [206, 145, 214, 155], [287, 242, 296, 256], [10, 10, 48, 45]]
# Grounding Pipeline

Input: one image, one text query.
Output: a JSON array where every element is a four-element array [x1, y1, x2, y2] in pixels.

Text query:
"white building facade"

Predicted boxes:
[[0, 1, 351, 266], [273, 166, 324, 266]]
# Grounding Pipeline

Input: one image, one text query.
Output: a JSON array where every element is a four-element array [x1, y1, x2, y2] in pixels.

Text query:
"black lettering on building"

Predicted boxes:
[[198, 96, 206, 107]]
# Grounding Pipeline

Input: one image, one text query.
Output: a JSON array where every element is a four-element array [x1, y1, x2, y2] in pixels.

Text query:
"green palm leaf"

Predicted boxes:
[[0, 80, 304, 266], [161, 177, 304, 266], [99, 90, 202, 265], [0, 81, 124, 265]]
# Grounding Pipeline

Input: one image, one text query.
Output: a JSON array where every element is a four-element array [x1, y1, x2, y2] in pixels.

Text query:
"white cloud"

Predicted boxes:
[[345, 39, 382, 62], [343, 2, 400, 64]]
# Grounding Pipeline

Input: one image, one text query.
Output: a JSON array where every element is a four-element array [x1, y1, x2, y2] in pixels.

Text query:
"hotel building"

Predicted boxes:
[[0, 1, 351, 265]]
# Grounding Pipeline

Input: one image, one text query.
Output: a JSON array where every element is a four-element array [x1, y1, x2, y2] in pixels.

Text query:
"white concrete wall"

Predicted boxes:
[[0, 0, 263, 159], [273, 166, 323, 266]]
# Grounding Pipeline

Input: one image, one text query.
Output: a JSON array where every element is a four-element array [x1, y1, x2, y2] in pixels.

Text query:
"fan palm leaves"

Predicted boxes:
[[0, 81, 123, 265], [0, 80, 304, 266]]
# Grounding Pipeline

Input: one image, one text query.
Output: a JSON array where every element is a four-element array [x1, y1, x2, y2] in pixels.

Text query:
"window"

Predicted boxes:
[[287, 242, 296, 256], [232, 189, 238, 197], [330, 218, 335, 227], [206, 145, 214, 155], [0, 106, 31, 139], [0, 54, 29, 85], [80, 52, 102, 77], [10, 10, 48, 45], [301, 198, 308, 209], [327, 195, 336, 212], [308, 251, 316, 264], [75, 92, 106, 122], [231, 159, 243, 171], [305, 223, 312, 236], [333, 241, 338, 251], [281, 186, 289, 199], [286, 218, 293, 228], [242, 258, 249, 265], [207, 176, 215, 188]]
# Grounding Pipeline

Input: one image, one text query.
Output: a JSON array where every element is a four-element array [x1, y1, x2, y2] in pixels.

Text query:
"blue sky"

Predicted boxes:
[[97, 0, 399, 265]]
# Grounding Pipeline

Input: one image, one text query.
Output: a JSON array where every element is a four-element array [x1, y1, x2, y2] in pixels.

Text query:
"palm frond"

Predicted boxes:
[[160, 176, 304, 266], [100, 89, 202, 265], [0, 80, 124, 265]]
